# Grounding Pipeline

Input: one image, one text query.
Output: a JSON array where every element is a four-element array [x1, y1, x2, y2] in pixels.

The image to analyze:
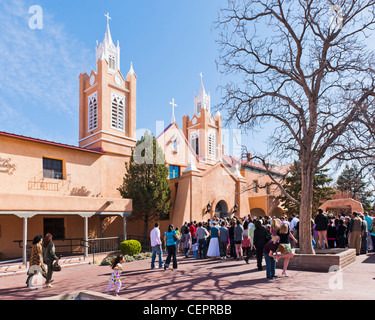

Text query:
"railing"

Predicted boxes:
[[9, 236, 152, 264], [14, 238, 84, 257], [28, 171, 71, 191]]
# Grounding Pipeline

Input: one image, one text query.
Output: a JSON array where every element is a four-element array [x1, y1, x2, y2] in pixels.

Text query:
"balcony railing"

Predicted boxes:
[[28, 171, 71, 191]]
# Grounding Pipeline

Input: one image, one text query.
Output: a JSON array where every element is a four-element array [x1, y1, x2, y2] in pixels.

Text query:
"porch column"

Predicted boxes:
[[22, 217, 28, 266], [123, 212, 132, 241], [78, 213, 95, 259], [14, 212, 36, 266], [84, 216, 88, 258]]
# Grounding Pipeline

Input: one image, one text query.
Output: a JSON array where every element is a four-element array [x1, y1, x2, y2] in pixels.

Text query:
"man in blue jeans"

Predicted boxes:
[[150, 223, 163, 269], [263, 240, 281, 279], [196, 222, 209, 258]]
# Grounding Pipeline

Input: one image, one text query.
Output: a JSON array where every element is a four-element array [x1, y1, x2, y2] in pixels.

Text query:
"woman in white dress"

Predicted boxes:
[[207, 221, 221, 258]]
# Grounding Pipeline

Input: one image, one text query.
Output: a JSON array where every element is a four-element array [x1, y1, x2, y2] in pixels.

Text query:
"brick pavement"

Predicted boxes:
[[0, 252, 374, 300]]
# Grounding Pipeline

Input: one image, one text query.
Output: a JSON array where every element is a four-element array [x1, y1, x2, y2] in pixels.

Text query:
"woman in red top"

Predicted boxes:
[[189, 222, 197, 244]]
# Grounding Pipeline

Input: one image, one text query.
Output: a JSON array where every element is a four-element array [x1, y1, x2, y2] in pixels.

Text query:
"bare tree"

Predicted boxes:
[[216, 0, 375, 253]]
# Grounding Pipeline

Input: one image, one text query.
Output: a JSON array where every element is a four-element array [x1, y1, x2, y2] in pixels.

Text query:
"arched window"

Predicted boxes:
[[88, 92, 98, 132], [111, 92, 125, 131]]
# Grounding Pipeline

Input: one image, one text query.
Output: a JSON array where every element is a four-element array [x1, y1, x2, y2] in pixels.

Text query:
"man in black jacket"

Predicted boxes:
[[253, 220, 271, 271]]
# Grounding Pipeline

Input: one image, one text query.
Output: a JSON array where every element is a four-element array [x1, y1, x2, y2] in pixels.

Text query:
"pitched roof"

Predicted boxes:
[[0, 131, 105, 155], [222, 154, 289, 176]]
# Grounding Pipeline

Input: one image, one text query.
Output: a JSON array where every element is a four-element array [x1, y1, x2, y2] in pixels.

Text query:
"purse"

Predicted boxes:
[[53, 260, 61, 272]]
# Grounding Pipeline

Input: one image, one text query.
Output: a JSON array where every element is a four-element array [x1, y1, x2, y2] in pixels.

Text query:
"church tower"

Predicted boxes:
[[183, 74, 222, 164], [78, 14, 137, 156]]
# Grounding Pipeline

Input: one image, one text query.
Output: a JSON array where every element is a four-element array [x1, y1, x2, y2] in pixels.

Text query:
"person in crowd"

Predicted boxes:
[[270, 218, 280, 238], [234, 219, 244, 260], [229, 220, 236, 259], [348, 212, 364, 255], [26, 234, 47, 287], [290, 213, 299, 246], [359, 214, 368, 254], [150, 223, 164, 269], [344, 216, 351, 247], [164, 224, 179, 270], [175, 227, 181, 252], [182, 227, 192, 258], [314, 208, 329, 249], [273, 242, 295, 277], [327, 219, 337, 248], [219, 221, 229, 260], [242, 220, 251, 263], [336, 219, 347, 248], [207, 221, 221, 259], [277, 223, 297, 257], [42, 233, 59, 288], [249, 218, 256, 257], [189, 222, 197, 244], [196, 222, 209, 259], [105, 255, 125, 297], [364, 212, 373, 252], [280, 216, 290, 228], [370, 217, 375, 252], [253, 220, 271, 271], [181, 222, 188, 237], [263, 239, 280, 280]]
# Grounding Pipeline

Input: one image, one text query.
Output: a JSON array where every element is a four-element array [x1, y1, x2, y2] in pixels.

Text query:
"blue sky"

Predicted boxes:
[[0, 0, 273, 160]]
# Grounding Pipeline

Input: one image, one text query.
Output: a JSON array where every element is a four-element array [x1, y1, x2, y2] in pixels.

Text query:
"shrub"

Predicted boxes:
[[120, 240, 142, 256], [100, 252, 152, 266]]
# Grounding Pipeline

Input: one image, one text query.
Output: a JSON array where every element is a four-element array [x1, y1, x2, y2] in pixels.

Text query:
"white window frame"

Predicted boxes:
[[208, 130, 216, 157], [111, 91, 125, 132], [108, 54, 116, 72], [88, 91, 98, 132], [190, 131, 199, 156]]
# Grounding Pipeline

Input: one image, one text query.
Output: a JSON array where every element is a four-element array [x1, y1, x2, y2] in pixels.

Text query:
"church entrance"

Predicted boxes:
[[215, 200, 230, 219]]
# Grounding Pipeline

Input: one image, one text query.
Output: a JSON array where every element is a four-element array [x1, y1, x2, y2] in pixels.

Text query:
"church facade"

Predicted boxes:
[[0, 19, 286, 262]]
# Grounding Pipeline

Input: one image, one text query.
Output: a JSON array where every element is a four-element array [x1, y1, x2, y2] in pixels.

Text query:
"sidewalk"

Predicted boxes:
[[0, 252, 374, 300], [0, 253, 109, 277]]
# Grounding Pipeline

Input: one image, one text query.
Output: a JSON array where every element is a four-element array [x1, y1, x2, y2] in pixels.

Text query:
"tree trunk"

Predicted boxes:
[[299, 164, 315, 254], [143, 215, 149, 249]]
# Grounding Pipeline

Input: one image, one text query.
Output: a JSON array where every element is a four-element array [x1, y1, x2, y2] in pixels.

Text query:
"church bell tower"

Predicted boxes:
[[78, 13, 137, 156], [182, 74, 222, 164]]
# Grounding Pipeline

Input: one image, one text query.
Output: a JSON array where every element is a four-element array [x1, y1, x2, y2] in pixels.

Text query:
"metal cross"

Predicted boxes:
[[169, 98, 178, 123], [105, 12, 112, 24]]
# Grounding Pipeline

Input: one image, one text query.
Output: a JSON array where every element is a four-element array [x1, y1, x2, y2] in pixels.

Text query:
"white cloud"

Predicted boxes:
[[0, 0, 90, 144]]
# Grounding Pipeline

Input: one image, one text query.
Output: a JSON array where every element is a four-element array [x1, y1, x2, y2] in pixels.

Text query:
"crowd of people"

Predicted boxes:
[[149, 209, 375, 278], [150, 214, 300, 279], [312, 209, 375, 255], [25, 209, 375, 295]]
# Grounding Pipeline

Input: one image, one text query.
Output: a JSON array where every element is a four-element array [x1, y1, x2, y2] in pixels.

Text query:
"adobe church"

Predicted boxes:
[[0, 17, 286, 262]]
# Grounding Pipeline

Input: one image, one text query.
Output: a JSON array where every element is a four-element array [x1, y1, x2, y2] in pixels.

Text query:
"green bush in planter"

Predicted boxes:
[[120, 240, 142, 256]]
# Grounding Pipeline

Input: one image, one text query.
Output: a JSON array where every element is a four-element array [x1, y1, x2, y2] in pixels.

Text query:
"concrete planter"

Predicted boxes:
[[276, 248, 356, 272], [39, 290, 128, 300]]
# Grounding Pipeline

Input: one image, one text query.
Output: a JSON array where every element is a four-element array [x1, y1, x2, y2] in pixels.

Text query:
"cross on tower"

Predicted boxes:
[[105, 12, 112, 25], [169, 98, 178, 123], [200, 72, 203, 81]]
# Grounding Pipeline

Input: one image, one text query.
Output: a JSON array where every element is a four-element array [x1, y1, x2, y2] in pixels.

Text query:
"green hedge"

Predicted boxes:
[[120, 240, 142, 256]]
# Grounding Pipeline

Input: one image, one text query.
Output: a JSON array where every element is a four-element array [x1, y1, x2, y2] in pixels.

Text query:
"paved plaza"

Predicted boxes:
[[0, 251, 374, 301]]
